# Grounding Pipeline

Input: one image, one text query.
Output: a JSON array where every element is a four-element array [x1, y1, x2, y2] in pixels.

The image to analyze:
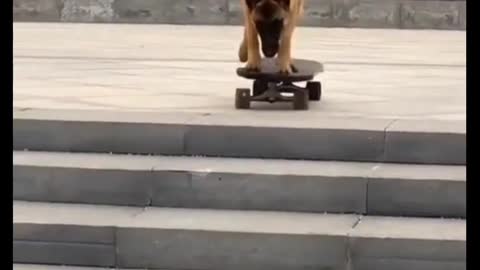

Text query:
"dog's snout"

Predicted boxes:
[[256, 18, 283, 58], [262, 45, 278, 57], [261, 37, 279, 57]]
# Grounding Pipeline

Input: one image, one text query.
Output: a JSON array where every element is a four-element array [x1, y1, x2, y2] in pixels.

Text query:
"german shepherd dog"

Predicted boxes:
[[238, 0, 304, 74]]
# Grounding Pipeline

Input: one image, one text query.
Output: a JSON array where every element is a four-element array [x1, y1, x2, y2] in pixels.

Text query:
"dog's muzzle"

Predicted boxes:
[[256, 19, 283, 58], [262, 42, 279, 57]]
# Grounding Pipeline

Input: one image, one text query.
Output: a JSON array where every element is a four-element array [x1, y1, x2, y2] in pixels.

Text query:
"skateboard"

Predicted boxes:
[[235, 59, 324, 110]]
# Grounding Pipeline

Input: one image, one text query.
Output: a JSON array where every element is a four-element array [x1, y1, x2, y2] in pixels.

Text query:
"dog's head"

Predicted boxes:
[[246, 0, 290, 57]]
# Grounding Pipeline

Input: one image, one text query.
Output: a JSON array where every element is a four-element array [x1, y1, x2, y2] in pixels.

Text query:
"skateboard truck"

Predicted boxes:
[[236, 59, 323, 110]]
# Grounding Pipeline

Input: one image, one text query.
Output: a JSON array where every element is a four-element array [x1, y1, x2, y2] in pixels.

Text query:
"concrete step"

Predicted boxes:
[[13, 201, 466, 270], [13, 109, 466, 165], [13, 151, 466, 218], [13, 265, 122, 270]]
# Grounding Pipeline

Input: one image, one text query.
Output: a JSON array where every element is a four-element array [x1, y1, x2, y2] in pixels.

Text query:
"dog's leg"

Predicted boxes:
[[238, 27, 248, 63], [245, 18, 261, 71], [278, 0, 303, 74], [278, 21, 295, 74], [240, 0, 261, 70]]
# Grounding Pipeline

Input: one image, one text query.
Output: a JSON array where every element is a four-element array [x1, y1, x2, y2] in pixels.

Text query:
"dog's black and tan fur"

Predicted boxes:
[[238, 0, 304, 74]]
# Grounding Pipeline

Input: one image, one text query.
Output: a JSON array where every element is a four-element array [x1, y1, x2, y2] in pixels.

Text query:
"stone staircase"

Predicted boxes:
[[13, 108, 466, 270]]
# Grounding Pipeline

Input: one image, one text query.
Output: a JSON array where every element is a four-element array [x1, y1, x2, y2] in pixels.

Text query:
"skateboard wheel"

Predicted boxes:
[[253, 80, 268, 96], [293, 89, 309, 110], [235, 88, 251, 109], [306, 81, 321, 101]]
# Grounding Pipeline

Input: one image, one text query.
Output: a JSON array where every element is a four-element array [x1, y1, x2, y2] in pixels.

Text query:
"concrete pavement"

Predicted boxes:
[[13, 23, 465, 120]]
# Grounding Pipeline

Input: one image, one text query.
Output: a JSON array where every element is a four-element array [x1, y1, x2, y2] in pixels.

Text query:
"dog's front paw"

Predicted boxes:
[[279, 67, 292, 74], [278, 62, 292, 74], [278, 61, 298, 75], [290, 63, 298, 73], [246, 57, 261, 71], [278, 56, 293, 74]]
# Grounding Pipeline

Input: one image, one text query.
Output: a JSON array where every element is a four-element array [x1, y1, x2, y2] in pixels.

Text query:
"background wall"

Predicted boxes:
[[13, 0, 466, 30]]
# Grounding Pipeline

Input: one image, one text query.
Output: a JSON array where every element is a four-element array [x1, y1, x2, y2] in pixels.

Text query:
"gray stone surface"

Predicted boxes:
[[13, 241, 115, 267], [185, 123, 385, 161], [386, 119, 466, 135], [170, 0, 228, 25], [186, 111, 394, 130], [300, 0, 335, 27], [350, 216, 466, 262], [350, 238, 465, 261], [13, 151, 369, 213], [12, 0, 467, 30], [61, 0, 114, 22], [369, 161, 466, 181], [384, 120, 466, 165], [367, 162, 466, 217], [12, 21, 467, 240], [350, 215, 466, 241], [331, 0, 400, 28], [457, 1, 466, 30], [13, 200, 358, 235], [13, 109, 192, 155], [17, 200, 466, 237], [13, 201, 466, 269], [116, 206, 356, 270], [152, 172, 367, 213], [13, 151, 466, 216], [351, 258, 466, 270], [116, 229, 347, 270], [400, 1, 464, 30], [13, 23, 466, 121], [367, 178, 466, 218], [14, 166, 154, 206], [13, 265, 121, 270], [14, 223, 114, 244], [13, 107, 196, 124], [112, 0, 171, 24], [225, 0, 241, 25], [13, 119, 187, 155], [184, 114, 390, 164], [13, 201, 141, 227], [13, 0, 62, 22], [13, 265, 141, 270], [13, 108, 465, 164]]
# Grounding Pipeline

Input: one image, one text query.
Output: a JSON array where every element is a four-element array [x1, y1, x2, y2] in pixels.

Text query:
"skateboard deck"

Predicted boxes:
[[235, 59, 324, 110], [236, 59, 323, 82]]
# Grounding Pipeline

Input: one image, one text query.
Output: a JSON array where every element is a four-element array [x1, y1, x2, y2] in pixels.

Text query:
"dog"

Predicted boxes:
[[238, 0, 304, 74]]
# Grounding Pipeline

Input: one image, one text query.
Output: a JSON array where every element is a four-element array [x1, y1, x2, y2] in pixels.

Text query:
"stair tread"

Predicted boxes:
[[14, 201, 357, 236], [13, 265, 120, 270], [13, 108, 466, 134], [14, 201, 465, 241], [14, 151, 466, 181]]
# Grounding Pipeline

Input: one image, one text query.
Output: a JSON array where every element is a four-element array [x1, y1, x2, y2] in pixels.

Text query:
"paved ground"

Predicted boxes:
[[13, 23, 466, 120]]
